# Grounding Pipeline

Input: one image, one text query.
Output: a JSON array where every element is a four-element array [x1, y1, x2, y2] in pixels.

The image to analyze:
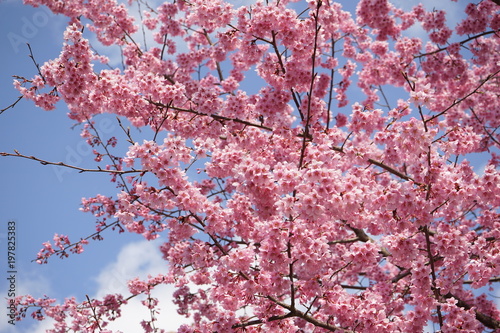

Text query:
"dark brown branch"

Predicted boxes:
[[422, 225, 444, 328], [391, 269, 411, 283], [444, 292, 500, 329], [367, 158, 415, 182], [84, 118, 131, 192], [340, 284, 367, 290], [146, 99, 273, 131], [0, 95, 23, 115], [287, 238, 296, 311], [232, 313, 294, 329], [470, 107, 500, 146], [27, 43, 46, 83], [298, 2, 322, 170], [463, 276, 500, 284], [414, 30, 499, 59], [348, 226, 392, 257], [266, 296, 356, 333], [332, 145, 415, 183], [203, 29, 224, 82], [85, 295, 103, 331], [268, 30, 305, 122], [328, 237, 360, 245], [425, 69, 500, 124], [116, 116, 135, 144], [377, 85, 392, 110], [0, 151, 145, 175]]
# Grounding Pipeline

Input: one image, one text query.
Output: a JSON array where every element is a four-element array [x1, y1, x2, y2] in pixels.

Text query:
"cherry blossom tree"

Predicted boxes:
[[3, 0, 500, 331]]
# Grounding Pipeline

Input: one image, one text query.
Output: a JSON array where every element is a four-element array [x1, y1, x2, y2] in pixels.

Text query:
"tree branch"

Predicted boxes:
[[0, 151, 145, 175], [146, 99, 273, 131], [444, 292, 500, 329], [425, 69, 500, 124], [414, 30, 499, 59], [266, 296, 356, 333], [0, 95, 23, 115]]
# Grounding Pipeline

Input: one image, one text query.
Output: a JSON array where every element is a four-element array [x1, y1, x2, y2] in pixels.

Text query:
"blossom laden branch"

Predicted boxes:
[[35, 220, 123, 264], [146, 99, 273, 131], [444, 292, 500, 330], [332, 145, 416, 183], [414, 30, 500, 59], [425, 68, 500, 124], [266, 296, 356, 333]]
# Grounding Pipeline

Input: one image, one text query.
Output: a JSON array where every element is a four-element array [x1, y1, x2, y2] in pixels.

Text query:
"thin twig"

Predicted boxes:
[[0, 95, 23, 115], [85, 295, 103, 331], [27, 43, 46, 83], [423, 225, 444, 327], [425, 69, 500, 124], [0, 151, 145, 175]]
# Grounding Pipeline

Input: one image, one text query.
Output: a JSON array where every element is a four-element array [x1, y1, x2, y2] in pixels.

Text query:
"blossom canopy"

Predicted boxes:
[[5, 0, 500, 332]]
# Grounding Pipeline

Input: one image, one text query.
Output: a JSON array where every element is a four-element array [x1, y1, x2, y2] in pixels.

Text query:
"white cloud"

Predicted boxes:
[[0, 270, 56, 333], [93, 240, 166, 296], [4, 240, 192, 333], [31, 319, 58, 333], [94, 240, 192, 333]]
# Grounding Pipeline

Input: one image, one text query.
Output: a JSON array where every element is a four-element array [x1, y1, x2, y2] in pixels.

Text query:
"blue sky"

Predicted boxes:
[[0, 0, 496, 332], [0, 1, 187, 332]]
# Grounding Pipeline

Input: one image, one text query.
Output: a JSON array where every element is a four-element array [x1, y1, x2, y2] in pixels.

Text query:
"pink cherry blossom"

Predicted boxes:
[[6, 0, 500, 332]]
